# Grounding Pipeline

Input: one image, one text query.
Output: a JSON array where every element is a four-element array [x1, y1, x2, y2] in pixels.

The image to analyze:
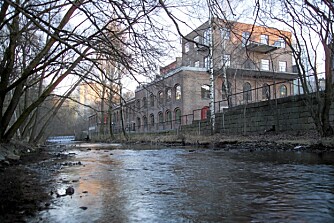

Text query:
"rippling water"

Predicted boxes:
[[31, 144, 334, 223]]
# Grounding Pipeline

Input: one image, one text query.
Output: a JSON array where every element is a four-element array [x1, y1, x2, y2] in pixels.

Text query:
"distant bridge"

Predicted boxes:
[[46, 135, 75, 143]]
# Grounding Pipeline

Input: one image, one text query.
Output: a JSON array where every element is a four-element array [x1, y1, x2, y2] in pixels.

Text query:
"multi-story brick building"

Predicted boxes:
[[110, 19, 298, 134]]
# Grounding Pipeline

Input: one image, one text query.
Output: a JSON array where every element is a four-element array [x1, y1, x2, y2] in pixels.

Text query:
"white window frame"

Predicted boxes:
[[221, 28, 230, 40], [260, 34, 269, 45], [278, 37, 286, 48], [261, 59, 270, 71], [279, 61, 287, 72], [204, 56, 210, 69], [194, 60, 200, 68], [203, 28, 211, 46]]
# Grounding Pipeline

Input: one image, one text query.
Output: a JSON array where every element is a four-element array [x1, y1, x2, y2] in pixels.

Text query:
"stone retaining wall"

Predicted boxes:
[[215, 94, 334, 134]]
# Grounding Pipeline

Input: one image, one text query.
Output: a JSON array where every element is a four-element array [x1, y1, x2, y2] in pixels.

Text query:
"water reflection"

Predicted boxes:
[[32, 146, 334, 223]]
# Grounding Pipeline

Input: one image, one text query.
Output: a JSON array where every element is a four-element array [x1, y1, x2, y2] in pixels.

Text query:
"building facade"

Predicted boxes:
[[110, 19, 298, 134]]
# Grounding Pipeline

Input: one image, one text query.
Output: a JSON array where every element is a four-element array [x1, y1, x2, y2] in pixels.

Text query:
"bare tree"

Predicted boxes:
[[254, 0, 333, 137], [0, 0, 177, 143]]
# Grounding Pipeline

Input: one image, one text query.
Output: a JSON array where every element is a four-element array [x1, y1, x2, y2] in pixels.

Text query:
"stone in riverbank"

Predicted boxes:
[[0, 144, 53, 223], [0, 142, 36, 164]]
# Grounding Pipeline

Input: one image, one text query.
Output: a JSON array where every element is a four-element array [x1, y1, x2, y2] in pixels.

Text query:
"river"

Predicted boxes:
[[30, 143, 334, 222]]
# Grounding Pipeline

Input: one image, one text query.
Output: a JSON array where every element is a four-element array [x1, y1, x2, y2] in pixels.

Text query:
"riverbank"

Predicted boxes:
[[0, 143, 71, 222], [110, 131, 334, 152]]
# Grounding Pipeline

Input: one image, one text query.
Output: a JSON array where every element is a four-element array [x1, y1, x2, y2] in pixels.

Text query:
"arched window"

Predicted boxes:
[[158, 91, 164, 104], [166, 88, 172, 102], [158, 112, 163, 123], [175, 84, 181, 100], [136, 117, 141, 129], [201, 85, 210, 99], [166, 110, 172, 123], [262, 83, 270, 100], [150, 93, 154, 107], [243, 82, 252, 102], [150, 114, 155, 126], [280, 84, 287, 97], [142, 97, 147, 108], [174, 108, 181, 124], [143, 116, 148, 127]]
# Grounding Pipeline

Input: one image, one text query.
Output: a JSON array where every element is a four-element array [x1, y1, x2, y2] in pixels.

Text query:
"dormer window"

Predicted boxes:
[[203, 29, 211, 46], [242, 31, 250, 47], [260, 34, 269, 45], [221, 28, 231, 40]]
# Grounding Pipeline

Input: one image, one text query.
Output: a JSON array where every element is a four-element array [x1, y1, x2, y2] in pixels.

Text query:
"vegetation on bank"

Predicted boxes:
[[91, 131, 334, 152]]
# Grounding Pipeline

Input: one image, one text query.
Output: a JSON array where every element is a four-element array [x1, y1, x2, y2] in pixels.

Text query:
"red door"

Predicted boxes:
[[201, 106, 209, 120]]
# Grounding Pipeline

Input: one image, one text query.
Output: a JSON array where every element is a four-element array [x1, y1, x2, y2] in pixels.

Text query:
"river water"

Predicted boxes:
[[31, 143, 334, 223]]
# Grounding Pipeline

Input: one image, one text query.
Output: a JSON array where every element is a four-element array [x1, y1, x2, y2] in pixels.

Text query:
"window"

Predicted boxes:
[[203, 28, 211, 45], [137, 117, 141, 129], [280, 84, 287, 97], [194, 60, 200, 68], [150, 93, 154, 107], [260, 34, 269, 44], [175, 84, 181, 100], [279, 61, 287, 72], [184, 42, 190, 53], [142, 97, 147, 108], [221, 28, 230, 40], [166, 88, 172, 102], [175, 108, 181, 124], [158, 91, 163, 104], [150, 114, 155, 126], [278, 37, 285, 48], [222, 54, 231, 67], [194, 36, 199, 47], [166, 110, 172, 123], [204, 56, 210, 69], [243, 82, 252, 102], [262, 83, 270, 100], [242, 31, 250, 47], [143, 116, 148, 127], [261, 59, 270, 71], [158, 112, 163, 123], [201, 85, 210, 99]]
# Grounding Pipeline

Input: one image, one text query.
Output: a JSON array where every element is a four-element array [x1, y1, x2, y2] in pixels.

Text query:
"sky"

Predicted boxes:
[[55, 0, 327, 94]]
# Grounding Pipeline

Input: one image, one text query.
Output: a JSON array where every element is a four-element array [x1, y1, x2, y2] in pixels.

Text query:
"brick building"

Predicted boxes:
[[110, 19, 298, 134]]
